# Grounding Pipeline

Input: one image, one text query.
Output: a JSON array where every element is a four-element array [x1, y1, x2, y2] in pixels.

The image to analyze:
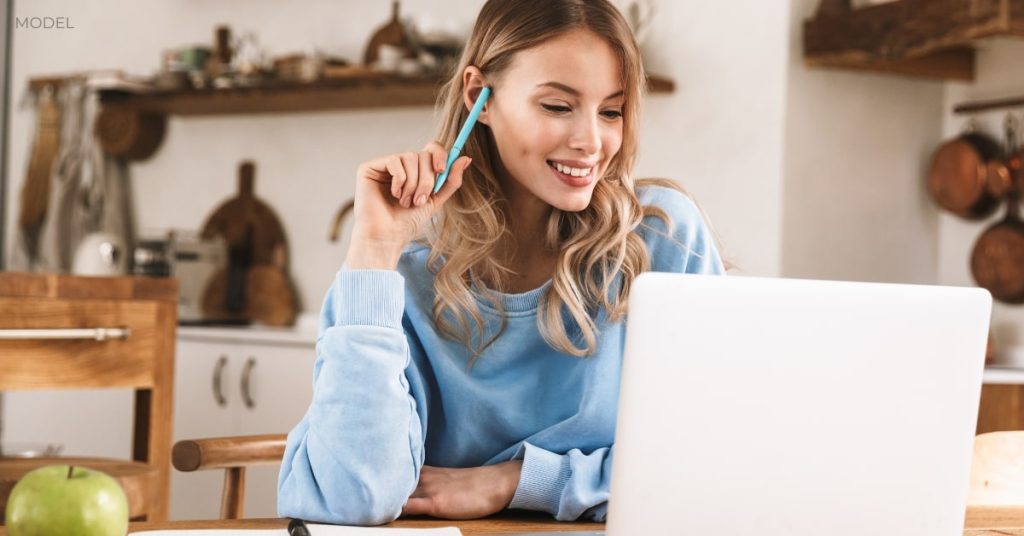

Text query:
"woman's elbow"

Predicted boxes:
[[277, 473, 410, 526]]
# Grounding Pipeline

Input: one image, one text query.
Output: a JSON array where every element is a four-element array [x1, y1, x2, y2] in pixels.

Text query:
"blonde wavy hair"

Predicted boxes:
[[425, 0, 687, 360]]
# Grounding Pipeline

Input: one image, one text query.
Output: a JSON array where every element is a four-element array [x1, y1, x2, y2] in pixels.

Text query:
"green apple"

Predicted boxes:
[[5, 465, 129, 536]]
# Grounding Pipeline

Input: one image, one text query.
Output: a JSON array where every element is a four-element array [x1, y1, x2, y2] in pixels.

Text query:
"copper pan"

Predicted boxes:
[[928, 124, 1004, 220], [971, 167, 1024, 304]]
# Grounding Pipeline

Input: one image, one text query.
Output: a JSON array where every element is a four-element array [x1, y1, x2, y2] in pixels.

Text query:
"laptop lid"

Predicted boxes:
[[607, 273, 991, 536]]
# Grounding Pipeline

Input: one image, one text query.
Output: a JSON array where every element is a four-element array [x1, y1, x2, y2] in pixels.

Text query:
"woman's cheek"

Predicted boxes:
[[602, 126, 623, 157]]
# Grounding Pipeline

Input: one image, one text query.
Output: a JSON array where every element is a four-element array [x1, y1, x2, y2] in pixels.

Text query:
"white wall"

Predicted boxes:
[[780, 0, 945, 284], [637, 0, 790, 277], [939, 38, 1024, 353], [4, 0, 792, 317]]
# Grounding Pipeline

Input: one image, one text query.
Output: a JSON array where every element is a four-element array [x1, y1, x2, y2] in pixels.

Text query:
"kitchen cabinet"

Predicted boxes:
[[976, 368, 1024, 434], [977, 385, 1024, 433], [170, 329, 316, 520]]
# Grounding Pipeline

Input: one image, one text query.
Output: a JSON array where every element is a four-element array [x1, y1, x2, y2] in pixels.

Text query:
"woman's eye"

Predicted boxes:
[[542, 104, 571, 113], [601, 110, 623, 119]]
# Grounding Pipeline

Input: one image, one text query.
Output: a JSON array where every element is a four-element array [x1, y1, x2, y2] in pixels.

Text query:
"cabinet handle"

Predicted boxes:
[[241, 357, 256, 409], [212, 355, 228, 407], [0, 327, 130, 340]]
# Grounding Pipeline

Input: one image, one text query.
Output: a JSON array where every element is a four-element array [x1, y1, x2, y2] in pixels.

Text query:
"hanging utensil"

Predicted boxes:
[[971, 145, 1024, 303], [18, 86, 61, 233], [927, 120, 1005, 220], [987, 114, 1024, 200]]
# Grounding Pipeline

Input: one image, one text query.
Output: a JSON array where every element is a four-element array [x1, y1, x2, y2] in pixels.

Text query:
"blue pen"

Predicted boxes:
[[433, 86, 491, 194]]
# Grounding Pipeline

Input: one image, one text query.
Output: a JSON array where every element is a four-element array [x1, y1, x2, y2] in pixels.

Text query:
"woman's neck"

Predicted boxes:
[[479, 196, 559, 294], [480, 167, 561, 293]]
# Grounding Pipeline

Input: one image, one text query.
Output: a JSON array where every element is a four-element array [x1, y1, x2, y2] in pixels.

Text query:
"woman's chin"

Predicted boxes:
[[549, 192, 594, 212]]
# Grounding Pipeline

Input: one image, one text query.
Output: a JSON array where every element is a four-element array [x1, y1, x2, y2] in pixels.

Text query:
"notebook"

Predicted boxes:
[[131, 525, 461, 535]]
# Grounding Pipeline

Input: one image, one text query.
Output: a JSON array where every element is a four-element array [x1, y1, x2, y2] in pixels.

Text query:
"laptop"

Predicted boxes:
[[498, 273, 991, 535]]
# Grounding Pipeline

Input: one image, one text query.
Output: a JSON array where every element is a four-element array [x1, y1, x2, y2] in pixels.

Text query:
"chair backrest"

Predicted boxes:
[[969, 431, 1024, 506], [0, 272, 178, 520]]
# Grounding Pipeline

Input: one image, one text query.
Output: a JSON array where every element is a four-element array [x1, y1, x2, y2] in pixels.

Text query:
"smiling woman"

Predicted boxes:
[[277, 0, 726, 527]]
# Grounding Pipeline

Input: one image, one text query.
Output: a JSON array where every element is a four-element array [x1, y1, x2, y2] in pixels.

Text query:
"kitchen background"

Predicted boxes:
[[2, 0, 1024, 519]]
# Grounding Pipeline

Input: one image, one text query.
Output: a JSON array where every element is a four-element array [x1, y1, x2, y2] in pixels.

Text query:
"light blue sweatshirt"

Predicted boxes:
[[278, 185, 725, 525]]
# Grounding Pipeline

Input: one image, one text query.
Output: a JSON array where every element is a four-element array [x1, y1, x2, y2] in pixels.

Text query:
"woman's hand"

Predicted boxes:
[[345, 141, 472, 269], [401, 460, 524, 519]]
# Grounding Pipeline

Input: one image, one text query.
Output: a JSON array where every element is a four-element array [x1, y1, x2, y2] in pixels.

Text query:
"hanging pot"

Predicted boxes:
[[927, 127, 1004, 220], [971, 193, 1024, 304]]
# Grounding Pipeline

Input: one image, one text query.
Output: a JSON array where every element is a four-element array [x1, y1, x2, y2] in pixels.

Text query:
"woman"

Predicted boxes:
[[278, 0, 726, 525]]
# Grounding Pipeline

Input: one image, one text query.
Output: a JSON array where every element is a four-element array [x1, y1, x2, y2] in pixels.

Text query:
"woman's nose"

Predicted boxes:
[[569, 116, 601, 155]]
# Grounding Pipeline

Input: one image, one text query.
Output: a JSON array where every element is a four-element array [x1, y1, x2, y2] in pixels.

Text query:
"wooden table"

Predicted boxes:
[[124, 512, 602, 534], [123, 506, 1024, 535], [1, 507, 1023, 534], [967, 506, 1024, 534]]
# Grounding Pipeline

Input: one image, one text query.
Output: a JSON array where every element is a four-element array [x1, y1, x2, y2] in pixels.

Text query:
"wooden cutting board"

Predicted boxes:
[[200, 162, 297, 325], [201, 263, 296, 326], [19, 89, 61, 234], [200, 161, 287, 265]]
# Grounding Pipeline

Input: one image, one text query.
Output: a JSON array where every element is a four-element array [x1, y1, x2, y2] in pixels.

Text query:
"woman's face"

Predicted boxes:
[[480, 29, 625, 214]]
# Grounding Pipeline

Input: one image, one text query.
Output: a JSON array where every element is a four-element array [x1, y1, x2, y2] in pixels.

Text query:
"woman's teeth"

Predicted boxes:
[[549, 161, 593, 177]]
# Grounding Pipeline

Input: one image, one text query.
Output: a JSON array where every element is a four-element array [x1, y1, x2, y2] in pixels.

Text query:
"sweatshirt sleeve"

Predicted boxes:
[[277, 268, 425, 526], [508, 443, 613, 521]]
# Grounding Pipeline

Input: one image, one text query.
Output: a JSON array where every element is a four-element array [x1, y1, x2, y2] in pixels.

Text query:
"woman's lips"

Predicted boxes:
[[547, 161, 595, 187]]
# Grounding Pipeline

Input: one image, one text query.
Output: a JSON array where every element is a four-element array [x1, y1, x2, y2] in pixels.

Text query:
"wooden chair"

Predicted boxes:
[[0, 272, 178, 521], [172, 433, 287, 519], [968, 431, 1024, 505]]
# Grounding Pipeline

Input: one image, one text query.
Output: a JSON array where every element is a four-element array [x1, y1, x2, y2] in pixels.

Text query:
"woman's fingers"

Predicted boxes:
[[414, 151, 437, 207], [370, 144, 464, 209], [399, 152, 420, 207], [384, 155, 406, 198], [423, 140, 447, 173], [432, 156, 472, 206]]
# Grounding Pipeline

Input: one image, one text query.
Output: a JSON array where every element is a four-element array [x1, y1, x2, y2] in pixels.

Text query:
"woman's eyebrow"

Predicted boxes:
[[536, 81, 624, 100]]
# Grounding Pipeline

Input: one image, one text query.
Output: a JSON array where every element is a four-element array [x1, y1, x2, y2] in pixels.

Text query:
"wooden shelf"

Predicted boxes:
[[99, 74, 442, 116], [803, 0, 1024, 81], [98, 73, 676, 117]]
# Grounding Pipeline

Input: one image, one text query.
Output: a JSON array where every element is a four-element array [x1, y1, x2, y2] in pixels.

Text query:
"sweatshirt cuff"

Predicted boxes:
[[508, 442, 571, 515], [334, 269, 404, 329]]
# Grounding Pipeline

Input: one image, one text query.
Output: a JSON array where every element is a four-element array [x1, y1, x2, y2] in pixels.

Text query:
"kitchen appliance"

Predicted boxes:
[[71, 232, 128, 276], [133, 230, 227, 324]]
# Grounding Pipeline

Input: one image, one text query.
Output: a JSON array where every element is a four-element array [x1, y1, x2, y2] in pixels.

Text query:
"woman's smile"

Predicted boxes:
[[546, 159, 597, 187]]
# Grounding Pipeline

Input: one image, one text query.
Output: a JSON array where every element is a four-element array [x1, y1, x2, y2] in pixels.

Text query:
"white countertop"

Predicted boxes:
[[177, 312, 318, 346]]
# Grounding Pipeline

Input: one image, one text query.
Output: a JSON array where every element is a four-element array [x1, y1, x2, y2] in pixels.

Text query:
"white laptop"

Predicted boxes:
[[602, 273, 992, 535]]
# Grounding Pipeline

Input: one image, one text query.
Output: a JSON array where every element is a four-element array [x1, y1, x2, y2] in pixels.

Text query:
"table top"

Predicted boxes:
[[131, 512, 602, 535], [1, 507, 1023, 535], [128, 506, 1024, 535]]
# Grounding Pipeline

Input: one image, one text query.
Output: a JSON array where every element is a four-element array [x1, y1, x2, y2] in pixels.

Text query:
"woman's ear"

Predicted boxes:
[[462, 66, 490, 125]]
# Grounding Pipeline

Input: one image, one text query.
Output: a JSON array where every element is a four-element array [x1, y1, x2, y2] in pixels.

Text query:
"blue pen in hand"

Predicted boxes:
[[433, 86, 491, 194]]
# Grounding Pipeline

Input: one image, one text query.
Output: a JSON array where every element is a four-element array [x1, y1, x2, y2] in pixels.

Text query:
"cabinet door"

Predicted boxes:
[[977, 384, 1024, 434], [236, 343, 316, 518], [170, 338, 242, 520]]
